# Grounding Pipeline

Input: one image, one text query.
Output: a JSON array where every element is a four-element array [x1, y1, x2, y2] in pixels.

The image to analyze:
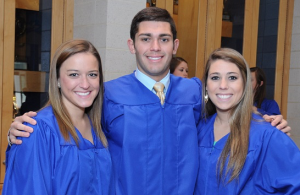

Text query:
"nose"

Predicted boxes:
[[150, 39, 161, 51], [80, 76, 90, 89], [183, 71, 188, 78], [220, 78, 228, 89]]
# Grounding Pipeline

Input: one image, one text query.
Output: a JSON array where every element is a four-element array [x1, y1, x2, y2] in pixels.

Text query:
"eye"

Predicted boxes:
[[229, 76, 238, 80], [161, 37, 170, 42], [69, 73, 78, 77], [141, 37, 150, 42], [89, 73, 98, 77], [210, 76, 219, 80]]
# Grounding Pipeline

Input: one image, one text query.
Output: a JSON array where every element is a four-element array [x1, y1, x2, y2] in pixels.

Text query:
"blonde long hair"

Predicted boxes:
[[46, 39, 107, 147], [202, 48, 253, 183]]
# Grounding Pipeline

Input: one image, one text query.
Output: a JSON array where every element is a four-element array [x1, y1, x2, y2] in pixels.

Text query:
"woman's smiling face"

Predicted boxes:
[[206, 59, 244, 114]]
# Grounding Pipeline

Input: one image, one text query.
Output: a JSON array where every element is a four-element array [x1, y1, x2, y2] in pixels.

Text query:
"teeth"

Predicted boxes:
[[148, 56, 162, 60], [217, 94, 232, 99], [76, 92, 90, 96]]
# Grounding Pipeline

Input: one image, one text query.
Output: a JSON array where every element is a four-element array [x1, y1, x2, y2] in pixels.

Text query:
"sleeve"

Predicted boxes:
[[190, 77, 203, 126], [2, 120, 60, 195], [259, 100, 281, 115], [254, 130, 300, 194]]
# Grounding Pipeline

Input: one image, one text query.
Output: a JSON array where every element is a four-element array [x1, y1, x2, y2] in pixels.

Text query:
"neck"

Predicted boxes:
[[215, 110, 231, 124], [137, 67, 169, 82], [214, 111, 231, 142]]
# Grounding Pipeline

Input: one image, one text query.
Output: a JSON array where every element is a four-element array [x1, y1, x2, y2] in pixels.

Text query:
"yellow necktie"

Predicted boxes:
[[153, 82, 165, 105]]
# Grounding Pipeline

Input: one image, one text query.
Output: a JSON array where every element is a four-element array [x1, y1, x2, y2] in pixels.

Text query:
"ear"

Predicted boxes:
[[127, 39, 136, 54], [259, 81, 263, 87], [172, 39, 179, 55]]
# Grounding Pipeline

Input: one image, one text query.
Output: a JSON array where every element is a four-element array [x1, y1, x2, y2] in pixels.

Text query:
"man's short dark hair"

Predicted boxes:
[[130, 7, 177, 42]]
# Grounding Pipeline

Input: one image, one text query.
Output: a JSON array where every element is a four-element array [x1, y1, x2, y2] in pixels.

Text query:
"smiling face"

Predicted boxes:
[[173, 61, 188, 78], [127, 21, 179, 81], [58, 52, 100, 113], [206, 59, 244, 114]]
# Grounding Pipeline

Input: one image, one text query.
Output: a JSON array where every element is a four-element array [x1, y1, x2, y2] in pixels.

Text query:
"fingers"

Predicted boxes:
[[14, 112, 37, 126], [10, 137, 23, 145], [275, 119, 287, 130], [278, 125, 291, 134], [263, 115, 283, 127], [263, 114, 292, 135], [8, 111, 37, 145], [11, 121, 34, 133], [25, 111, 38, 118]]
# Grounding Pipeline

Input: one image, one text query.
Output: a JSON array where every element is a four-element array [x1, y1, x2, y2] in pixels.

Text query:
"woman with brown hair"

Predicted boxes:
[[250, 67, 281, 115], [3, 40, 114, 195], [170, 56, 189, 78], [195, 48, 300, 194]]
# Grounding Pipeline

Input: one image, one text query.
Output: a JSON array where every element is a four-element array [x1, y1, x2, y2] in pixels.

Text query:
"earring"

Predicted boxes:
[[204, 91, 209, 103], [58, 82, 61, 88]]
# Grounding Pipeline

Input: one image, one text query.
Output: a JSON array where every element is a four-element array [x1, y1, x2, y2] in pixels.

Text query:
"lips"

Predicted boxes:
[[76, 91, 91, 96], [148, 56, 162, 60], [217, 94, 232, 99]]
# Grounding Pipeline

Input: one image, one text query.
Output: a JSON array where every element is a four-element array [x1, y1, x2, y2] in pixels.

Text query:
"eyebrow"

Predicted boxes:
[[66, 69, 99, 72], [138, 33, 172, 37], [209, 72, 239, 75]]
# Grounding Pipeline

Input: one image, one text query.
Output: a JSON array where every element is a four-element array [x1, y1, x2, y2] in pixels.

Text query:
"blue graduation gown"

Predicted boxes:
[[3, 106, 114, 195], [195, 113, 300, 195], [102, 73, 202, 194], [255, 98, 281, 115]]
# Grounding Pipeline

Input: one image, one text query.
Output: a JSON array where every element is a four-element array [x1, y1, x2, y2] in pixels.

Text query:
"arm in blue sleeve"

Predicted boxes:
[[2, 121, 58, 195], [254, 130, 300, 194]]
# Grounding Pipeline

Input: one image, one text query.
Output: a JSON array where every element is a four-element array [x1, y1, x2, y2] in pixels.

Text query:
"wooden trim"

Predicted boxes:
[[203, 0, 223, 66], [195, 0, 208, 79], [177, 0, 199, 78], [51, 0, 74, 59], [51, 0, 64, 59], [274, 0, 288, 112], [279, 0, 294, 118], [16, 0, 39, 11], [63, 0, 74, 42], [0, 0, 4, 186], [156, 0, 173, 14], [243, 0, 260, 67], [0, 0, 15, 185]]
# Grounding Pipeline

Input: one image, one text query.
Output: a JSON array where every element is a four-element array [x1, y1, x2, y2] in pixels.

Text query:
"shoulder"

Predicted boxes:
[[171, 75, 202, 89], [261, 98, 279, 107], [25, 106, 62, 140], [249, 113, 291, 149], [167, 76, 202, 104], [104, 73, 135, 92]]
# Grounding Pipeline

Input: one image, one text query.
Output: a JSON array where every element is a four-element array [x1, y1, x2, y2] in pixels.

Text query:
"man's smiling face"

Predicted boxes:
[[128, 21, 179, 81]]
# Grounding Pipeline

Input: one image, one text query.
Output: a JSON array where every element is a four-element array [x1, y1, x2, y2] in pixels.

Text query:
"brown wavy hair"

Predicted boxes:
[[170, 56, 188, 74], [250, 67, 266, 108], [46, 39, 107, 147], [202, 48, 253, 183]]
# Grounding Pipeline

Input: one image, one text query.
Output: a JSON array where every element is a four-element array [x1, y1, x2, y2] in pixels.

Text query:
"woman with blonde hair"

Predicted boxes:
[[3, 39, 114, 194], [195, 48, 300, 194]]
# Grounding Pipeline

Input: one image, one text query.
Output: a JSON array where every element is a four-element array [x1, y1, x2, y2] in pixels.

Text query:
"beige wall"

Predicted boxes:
[[73, 0, 145, 81], [288, 0, 300, 148]]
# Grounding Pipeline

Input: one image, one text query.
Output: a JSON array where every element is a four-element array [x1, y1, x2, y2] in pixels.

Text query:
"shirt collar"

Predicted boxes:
[[135, 68, 170, 94]]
